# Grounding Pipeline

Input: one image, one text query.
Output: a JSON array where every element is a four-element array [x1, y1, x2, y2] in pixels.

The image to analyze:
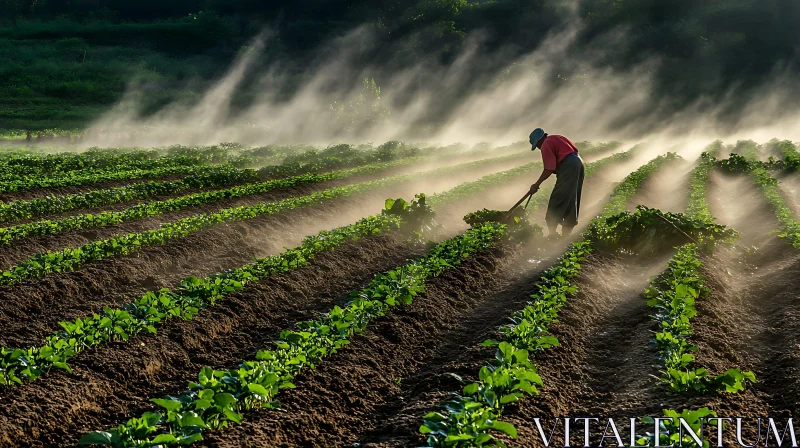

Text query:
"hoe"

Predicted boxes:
[[463, 191, 535, 226]]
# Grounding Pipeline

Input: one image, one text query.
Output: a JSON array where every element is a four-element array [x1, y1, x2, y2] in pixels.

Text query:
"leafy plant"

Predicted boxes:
[[0, 152, 530, 287], [587, 206, 738, 254], [419, 152, 697, 446], [646, 245, 756, 394], [421, 241, 591, 447], [0, 195, 439, 386], [638, 408, 720, 448], [79, 221, 509, 446]]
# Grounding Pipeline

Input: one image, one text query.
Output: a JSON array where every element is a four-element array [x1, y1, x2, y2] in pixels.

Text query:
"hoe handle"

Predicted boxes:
[[504, 191, 534, 220]]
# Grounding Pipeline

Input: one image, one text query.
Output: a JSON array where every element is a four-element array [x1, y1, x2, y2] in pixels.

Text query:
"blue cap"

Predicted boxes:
[[529, 128, 545, 150]]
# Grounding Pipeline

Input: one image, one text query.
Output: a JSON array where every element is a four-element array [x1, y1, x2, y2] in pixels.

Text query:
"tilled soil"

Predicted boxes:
[[0, 179, 345, 268], [198, 236, 565, 447], [1, 150, 519, 227], [0, 232, 426, 448], [0, 155, 530, 347]]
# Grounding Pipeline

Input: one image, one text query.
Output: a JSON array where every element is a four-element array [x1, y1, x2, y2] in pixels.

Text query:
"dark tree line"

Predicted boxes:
[[1, 0, 798, 111]]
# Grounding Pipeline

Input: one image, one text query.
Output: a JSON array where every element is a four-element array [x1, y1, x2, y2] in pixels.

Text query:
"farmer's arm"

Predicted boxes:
[[530, 169, 556, 192], [531, 141, 557, 193]]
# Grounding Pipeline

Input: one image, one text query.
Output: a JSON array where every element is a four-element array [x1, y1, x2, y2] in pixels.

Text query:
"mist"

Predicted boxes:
[[82, 14, 800, 151]]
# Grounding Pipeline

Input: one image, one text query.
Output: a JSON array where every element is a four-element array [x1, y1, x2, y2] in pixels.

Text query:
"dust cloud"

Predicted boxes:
[[80, 15, 800, 152]]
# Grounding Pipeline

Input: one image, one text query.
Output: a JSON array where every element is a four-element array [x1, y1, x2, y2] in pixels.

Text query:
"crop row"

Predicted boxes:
[[771, 140, 800, 170], [646, 244, 756, 394], [0, 144, 273, 175], [419, 151, 742, 446], [684, 151, 716, 224], [79, 221, 510, 446], [0, 142, 426, 195], [0, 148, 163, 176], [0, 200, 415, 386], [0, 152, 531, 287], [0, 160, 255, 196], [420, 240, 592, 446], [419, 154, 675, 446], [0, 152, 434, 242], [0, 151, 543, 387], [0, 166, 258, 224], [715, 153, 800, 248], [0, 145, 514, 239], [0, 142, 437, 223]]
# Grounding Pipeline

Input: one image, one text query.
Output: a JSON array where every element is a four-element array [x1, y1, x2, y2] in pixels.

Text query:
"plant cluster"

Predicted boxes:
[[79, 222, 508, 446], [383, 193, 442, 241], [420, 241, 592, 447], [770, 140, 800, 171], [587, 206, 738, 255], [646, 244, 756, 394], [462, 209, 542, 241]]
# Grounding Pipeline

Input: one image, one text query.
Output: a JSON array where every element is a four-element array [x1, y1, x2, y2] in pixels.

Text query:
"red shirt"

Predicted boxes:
[[540, 135, 579, 171]]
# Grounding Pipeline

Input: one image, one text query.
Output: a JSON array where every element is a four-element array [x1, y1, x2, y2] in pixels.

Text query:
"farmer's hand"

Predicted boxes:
[[529, 183, 540, 194]]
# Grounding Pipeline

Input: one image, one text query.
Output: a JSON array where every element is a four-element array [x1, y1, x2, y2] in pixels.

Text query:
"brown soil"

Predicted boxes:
[[197, 238, 550, 447], [5, 153, 798, 447], [1, 150, 522, 227], [0, 155, 530, 347], [0, 232, 426, 448], [0, 178, 350, 268]]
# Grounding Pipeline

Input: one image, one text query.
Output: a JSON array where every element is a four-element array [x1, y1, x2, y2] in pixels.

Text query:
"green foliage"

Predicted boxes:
[[79, 222, 508, 446], [685, 152, 716, 224], [0, 151, 530, 284], [462, 209, 542, 241], [646, 245, 756, 394], [420, 241, 592, 447], [383, 193, 442, 240], [770, 140, 800, 171], [638, 408, 719, 448], [0, 207, 411, 386], [587, 206, 738, 255], [715, 152, 800, 248]]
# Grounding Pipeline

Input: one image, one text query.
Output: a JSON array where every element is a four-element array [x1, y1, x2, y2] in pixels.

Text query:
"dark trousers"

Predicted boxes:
[[546, 153, 584, 228]]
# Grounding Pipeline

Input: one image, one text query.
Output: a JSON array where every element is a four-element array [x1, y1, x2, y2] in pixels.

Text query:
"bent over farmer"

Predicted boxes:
[[528, 128, 585, 237]]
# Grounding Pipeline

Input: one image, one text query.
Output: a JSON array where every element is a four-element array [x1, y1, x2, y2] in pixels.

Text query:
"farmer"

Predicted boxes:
[[528, 128, 585, 237]]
